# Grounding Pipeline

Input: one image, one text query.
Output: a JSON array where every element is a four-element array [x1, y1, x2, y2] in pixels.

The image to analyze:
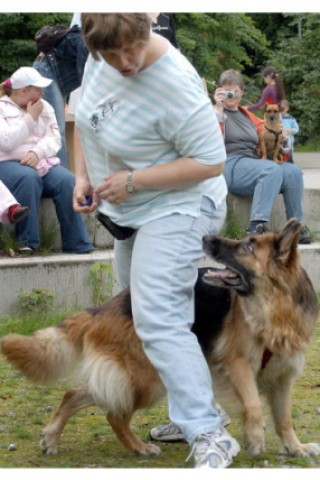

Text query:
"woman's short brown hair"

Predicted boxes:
[[218, 69, 245, 91], [81, 13, 151, 60]]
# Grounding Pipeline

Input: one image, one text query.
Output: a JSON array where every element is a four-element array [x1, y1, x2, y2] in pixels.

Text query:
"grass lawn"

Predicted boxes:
[[0, 313, 320, 470]]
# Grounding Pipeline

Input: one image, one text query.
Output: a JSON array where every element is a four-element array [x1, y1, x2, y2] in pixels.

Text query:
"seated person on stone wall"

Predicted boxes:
[[213, 69, 310, 244], [0, 67, 93, 254]]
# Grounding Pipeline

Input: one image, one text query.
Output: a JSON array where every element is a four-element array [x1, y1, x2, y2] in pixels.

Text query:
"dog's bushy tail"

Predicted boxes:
[[0, 317, 85, 383]]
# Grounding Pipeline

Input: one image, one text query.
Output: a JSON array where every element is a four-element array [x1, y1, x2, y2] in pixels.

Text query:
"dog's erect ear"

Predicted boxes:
[[275, 219, 302, 265]]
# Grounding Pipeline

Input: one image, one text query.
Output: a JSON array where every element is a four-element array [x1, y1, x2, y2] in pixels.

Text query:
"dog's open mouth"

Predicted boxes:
[[204, 267, 243, 288]]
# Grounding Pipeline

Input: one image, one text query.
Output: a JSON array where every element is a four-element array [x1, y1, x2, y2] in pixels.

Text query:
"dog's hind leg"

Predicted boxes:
[[41, 389, 95, 454], [227, 358, 265, 457], [267, 377, 320, 457], [107, 411, 161, 456]]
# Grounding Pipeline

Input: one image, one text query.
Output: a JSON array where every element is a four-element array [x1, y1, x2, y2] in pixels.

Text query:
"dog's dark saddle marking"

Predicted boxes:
[[86, 268, 231, 355], [192, 268, 232, 354]]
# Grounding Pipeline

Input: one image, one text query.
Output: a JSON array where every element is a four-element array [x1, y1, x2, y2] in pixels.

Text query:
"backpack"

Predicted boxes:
[[34, 25, 69, 54]]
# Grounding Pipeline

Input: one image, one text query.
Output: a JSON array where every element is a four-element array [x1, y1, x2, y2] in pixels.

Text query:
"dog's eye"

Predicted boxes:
[[242, 241, 254, 253]]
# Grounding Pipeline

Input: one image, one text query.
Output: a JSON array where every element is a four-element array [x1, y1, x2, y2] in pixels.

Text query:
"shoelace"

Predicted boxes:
[[186, 432, 227, 463], [160, 423, 180, 435]]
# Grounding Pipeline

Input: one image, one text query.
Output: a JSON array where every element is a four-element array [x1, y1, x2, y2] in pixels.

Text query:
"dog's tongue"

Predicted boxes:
[[205, 268, 238, 279]]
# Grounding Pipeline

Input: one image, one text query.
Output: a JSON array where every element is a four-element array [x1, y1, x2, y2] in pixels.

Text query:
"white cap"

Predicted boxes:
[[10, 67, 52, 89]]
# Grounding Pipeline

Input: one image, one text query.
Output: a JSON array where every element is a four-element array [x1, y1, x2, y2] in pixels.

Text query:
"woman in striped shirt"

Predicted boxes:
[[73, 13, 239, 469]]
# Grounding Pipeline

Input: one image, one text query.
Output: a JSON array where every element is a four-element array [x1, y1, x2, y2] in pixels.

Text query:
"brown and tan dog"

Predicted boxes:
[[1, 220, 320, 460], [258, 103, 284, 163]]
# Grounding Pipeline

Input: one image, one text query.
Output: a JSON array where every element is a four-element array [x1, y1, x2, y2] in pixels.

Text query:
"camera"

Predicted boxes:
[[222, 90, 236, 99]]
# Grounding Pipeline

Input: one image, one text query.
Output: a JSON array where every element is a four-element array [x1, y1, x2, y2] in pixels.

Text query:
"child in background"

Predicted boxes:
[[247, 66, 286, 112], [0, 180, 29, 224], [281, 100, 299, 163]]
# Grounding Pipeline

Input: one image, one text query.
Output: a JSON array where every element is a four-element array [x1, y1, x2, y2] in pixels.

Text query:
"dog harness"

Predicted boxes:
[[264, 126, 283, 150], [263, 126, 290, 162]]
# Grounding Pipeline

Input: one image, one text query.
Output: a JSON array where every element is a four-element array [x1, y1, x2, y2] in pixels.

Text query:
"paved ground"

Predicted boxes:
[[293, 152, 320, 189], [295, 151, 320, 168]]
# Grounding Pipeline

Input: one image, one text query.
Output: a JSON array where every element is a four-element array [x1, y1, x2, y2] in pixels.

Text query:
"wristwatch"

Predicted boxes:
[[126, 171, 135, 194]]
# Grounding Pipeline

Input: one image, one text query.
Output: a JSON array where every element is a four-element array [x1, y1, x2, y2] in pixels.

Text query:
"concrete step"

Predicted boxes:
[[227, 152, 320, 235], [294, 152, 320, 169], [1, 153, 319, 318], [1, 198, 114, 251], [0, 250, 116, 317], [227, 185, 320, 235], [1, 243, 320, 318]]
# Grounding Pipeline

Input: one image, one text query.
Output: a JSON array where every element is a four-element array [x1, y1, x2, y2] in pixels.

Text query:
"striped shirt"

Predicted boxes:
[[76, 44, 227, 227]]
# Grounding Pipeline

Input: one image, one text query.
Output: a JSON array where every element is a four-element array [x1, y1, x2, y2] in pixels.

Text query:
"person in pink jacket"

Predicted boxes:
[[0, 67, 92, 254], [0, 179, 29, 224]]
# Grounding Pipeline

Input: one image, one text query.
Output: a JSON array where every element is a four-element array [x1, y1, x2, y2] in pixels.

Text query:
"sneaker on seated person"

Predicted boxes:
[[299, 225, 311, 244], [245, 220, 311, 245], [7, 204, 30, 224]]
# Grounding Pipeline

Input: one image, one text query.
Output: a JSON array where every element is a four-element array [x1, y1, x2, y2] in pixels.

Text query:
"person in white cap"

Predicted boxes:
[[0, 66, 93, 254]]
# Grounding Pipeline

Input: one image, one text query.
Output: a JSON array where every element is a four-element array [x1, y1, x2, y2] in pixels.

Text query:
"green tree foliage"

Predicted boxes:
[[266, 13, 320, 146], [0, 12, 319, 145], [0, 13, 71, 79], [175, 13, 269, 95]]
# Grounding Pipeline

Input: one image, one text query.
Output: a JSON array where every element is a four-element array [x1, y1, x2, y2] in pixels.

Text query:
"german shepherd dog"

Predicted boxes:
[[258, 103, 284, 163], [1, 220, 319, 460]]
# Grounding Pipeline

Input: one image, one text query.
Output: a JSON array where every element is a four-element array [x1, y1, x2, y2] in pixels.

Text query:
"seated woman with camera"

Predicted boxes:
[[214, 69, 310, 244]]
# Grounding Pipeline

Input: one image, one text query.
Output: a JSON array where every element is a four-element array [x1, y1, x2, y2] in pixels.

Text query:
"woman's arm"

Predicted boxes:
[[95, 157, 224, 205], [131, 157, 224, 190], [73, 126, 99, 212], [30, 103, 61, 160], [0, 107, 34, 152], [247, 85, 276, 111]]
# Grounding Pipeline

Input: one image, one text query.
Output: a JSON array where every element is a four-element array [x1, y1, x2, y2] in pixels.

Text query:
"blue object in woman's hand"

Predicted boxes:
[[80, 195, 93, 206]]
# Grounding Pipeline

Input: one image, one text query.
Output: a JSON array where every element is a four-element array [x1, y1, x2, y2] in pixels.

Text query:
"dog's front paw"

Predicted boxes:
[[40, 436, 58, 455], [246, 438, 265, 457], [287, 442, 320, 457], [40, 430, 59, 455], [244, 416, 265, 457], [134, 442, 161, 456]]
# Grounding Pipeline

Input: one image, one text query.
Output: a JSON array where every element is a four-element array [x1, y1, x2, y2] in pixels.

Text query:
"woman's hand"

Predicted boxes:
[[73, 177, 99, 213], [95, 170, 131, 205], [213, 87, 227, 108], [27, 100, 44, 120], [20, 151, 39, 168]]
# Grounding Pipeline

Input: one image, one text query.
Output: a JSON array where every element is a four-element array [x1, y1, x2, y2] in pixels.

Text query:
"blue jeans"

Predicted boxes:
[[0, 161, 92, 253], [114, 197, 226, 444], [33, 57, 68, 168], [224, 156, 304, 222]]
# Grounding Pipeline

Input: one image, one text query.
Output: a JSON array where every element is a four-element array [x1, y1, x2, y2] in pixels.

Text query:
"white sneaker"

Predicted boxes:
[[188, 428, 240, 469], [150, 422, 186, 442], [150, 403, 231, 443]]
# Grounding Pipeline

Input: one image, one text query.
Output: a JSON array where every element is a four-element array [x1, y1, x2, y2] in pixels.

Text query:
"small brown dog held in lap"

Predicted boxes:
[[258, 103, 284, 164]]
